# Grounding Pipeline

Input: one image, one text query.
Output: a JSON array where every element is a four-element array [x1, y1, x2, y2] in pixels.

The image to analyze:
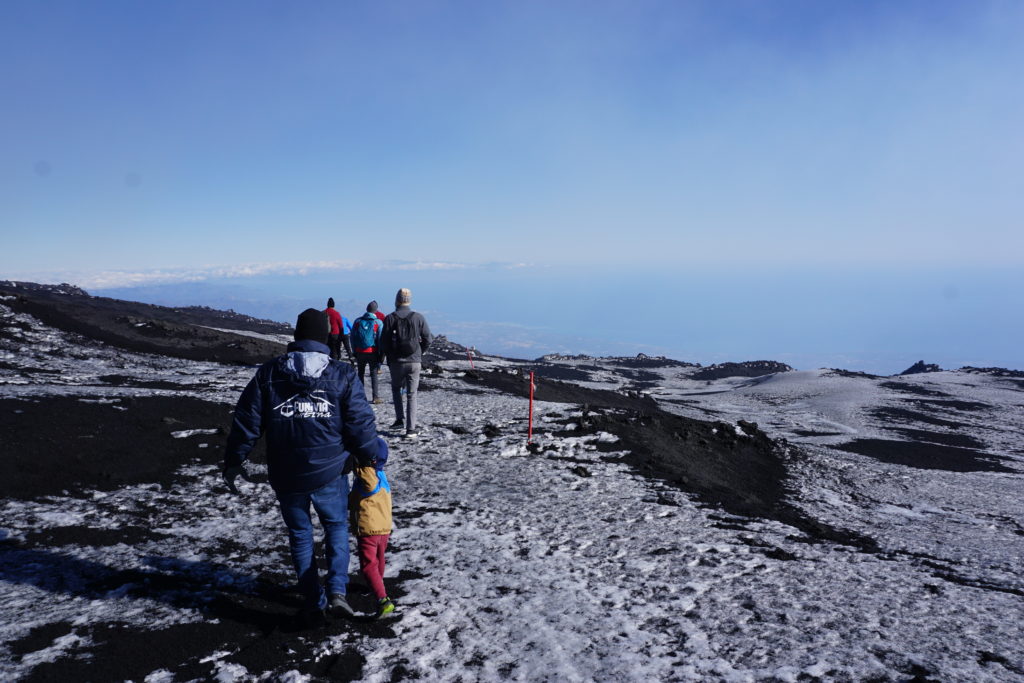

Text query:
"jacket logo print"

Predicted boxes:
[[273, 391, 333, 419]]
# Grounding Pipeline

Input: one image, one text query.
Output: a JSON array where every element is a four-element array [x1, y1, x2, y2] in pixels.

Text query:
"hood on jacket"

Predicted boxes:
[[281, 339, 331, 387]]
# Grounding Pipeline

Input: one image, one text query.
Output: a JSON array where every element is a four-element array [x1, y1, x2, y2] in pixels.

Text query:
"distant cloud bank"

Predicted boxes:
[[8, 260, 533, 290]]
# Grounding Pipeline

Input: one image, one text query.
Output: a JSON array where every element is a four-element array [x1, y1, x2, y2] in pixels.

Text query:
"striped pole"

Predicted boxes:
[[528, 371, 535, 444]]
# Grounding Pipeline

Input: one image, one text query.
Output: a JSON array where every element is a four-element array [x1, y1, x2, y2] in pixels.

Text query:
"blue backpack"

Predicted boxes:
[[353, 315, 378, 350]]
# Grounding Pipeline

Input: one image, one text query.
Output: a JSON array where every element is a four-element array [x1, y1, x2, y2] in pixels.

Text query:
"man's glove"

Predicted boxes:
[[223, 464, 254, 495]]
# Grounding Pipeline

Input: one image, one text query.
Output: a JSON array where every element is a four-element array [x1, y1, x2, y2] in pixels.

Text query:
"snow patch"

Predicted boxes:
[[170, 429, 219, 439]]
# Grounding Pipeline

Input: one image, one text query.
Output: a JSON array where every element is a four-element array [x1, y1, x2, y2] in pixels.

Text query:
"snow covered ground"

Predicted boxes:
[[1, 300, 1023, 681]]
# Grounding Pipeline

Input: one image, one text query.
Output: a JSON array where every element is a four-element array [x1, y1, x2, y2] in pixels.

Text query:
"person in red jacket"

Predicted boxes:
[[324, 298, 343, 361]]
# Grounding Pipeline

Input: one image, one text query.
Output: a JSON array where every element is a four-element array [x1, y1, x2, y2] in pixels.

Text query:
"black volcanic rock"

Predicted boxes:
[[899, 360, 942, 375], [0, 395, 243, 499], [837, 439, 1012, 473], [459, 367, 878, 550], [462, 368, 659, 412], [605, 354, 700, 369], [424, 334, 487, 362], [537, 353, 598, 362], [689, 361, 793, 381], [827, 369, 884, 380], [878, 381, 949, 397], [958, 366, 1024, 378], [459, 369, 790, 519], [0, 280, 89, 297], [537, 353, 699, 369], [513, 362, 597, 383], [0, 283, 288, 365]]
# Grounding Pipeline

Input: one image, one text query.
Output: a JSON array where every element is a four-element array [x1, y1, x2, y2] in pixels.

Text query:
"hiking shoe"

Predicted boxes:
[[372, 397, 384, 405], [329, 593, 355, 619], [389, 420, 405, 430], [403, 431, 419, 440], [376, 597, 396, 619]]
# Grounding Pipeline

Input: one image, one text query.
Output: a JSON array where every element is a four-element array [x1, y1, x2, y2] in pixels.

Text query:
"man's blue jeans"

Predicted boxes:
[[275, 473, 350, 610]]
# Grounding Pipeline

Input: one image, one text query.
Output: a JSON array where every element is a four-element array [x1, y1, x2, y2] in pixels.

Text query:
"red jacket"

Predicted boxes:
[[325, 307, 343, 335]]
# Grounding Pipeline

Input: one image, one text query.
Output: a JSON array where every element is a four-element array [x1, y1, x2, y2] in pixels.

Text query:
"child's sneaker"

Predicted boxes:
[[376, 597, 396, 619]]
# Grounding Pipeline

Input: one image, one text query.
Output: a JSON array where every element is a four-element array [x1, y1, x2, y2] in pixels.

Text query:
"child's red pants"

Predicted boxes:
[[358, 534, 389, 600]]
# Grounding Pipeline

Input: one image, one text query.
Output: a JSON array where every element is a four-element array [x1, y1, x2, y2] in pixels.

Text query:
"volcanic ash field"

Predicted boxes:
[[1, 282, 1023, 682]]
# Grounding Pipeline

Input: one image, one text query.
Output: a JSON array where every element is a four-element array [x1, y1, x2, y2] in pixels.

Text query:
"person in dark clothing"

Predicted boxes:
[[340, 314, 355, 362], [379, 288, 433, 440], [368, 301, 386, 382], [352, 302, 385, 404], [223, 308, 383, 625], [324, 298, 343, 361]]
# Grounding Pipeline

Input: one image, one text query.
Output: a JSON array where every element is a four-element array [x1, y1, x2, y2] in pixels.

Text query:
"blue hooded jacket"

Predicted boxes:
[[224, 339, 379, 493]]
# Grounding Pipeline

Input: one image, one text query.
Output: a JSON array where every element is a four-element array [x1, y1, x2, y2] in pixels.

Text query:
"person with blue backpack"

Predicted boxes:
[[352, 301, 385, 404]]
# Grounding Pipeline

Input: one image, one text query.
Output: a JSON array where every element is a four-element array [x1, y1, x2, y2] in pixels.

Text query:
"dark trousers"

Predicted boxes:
[[389, 361, 421, 430], [327, 334, 342, 361], [356, 354, 381, 400]]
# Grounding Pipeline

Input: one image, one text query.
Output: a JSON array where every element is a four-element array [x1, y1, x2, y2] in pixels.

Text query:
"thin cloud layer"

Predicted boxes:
[[6, 261, 532, 290]]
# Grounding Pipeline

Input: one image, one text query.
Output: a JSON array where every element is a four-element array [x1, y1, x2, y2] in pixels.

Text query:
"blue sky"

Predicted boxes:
[[2, 1, 1022, 371]]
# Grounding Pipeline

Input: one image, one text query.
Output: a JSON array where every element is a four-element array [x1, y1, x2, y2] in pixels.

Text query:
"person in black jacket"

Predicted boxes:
[[223, 308, 382, 625]]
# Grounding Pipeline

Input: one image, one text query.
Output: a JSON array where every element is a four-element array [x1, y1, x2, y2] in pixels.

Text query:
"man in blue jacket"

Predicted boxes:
[[223, 308, 381, 625]]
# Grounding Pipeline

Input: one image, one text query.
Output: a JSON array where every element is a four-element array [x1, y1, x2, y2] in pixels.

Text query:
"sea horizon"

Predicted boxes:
[[43, 262, 1020, 376]]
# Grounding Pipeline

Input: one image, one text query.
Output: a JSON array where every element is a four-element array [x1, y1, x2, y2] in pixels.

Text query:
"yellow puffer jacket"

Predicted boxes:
[[350, 465, 393, 537]]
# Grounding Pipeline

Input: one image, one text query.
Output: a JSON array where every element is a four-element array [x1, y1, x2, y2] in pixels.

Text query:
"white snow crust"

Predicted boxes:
[[1, 303, 1022, 681]]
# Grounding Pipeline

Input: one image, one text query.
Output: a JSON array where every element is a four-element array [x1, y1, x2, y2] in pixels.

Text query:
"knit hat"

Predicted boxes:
[[327, 297, 335, 309], [395, 288, 412, 307], [294, 308, 329, 344], [366, 300, 379, 313]]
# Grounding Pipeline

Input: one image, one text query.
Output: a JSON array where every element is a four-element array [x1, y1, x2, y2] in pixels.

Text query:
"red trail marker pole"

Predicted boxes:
[[528, 371, 535, 444], [467, 349, 475, 370]]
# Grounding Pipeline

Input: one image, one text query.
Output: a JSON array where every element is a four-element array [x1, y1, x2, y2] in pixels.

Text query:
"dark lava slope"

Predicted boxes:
[[463, 371, 790, 518], [0, 281, 288, 364], [0, 395, 242, 499], [689, 360, 794, 381], [461, 369, 878, 549]]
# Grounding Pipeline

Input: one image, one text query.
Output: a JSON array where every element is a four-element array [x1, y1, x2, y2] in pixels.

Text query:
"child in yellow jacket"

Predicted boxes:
[[351, 437, 394, 618]]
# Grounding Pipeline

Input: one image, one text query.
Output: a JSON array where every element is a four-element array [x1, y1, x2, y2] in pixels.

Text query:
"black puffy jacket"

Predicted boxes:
[[224, 339, 379, 493]]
